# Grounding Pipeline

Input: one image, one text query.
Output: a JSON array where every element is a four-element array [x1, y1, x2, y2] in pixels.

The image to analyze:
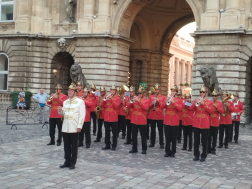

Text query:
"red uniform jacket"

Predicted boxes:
[[96, 96, 105, 120], [118, 97, 127, 116], [233, 100, 244, 121], [88, 93, 98, 112], [188, 99, 213, 129], [210, 100, 224, 127], [220, 101, 234, 125], [160, 97, 182, 126], [127, 97, 149, 125], [148, 94, 166, 120], [182, 103, 193, 126], [77, 90, 83, 97], [125, 97, 134, 120], [47, 93, 68, 118], [82, 96, 92, 122], [100, 95, 121, 122]]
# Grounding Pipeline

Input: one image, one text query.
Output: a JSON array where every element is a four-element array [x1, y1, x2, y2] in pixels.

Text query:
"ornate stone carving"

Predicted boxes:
[[113, 0, 119, 4], [70, 62, 89, 88], [56, 38, 70, 52], [0, 93, 11, 102], [199, 64, 221, 94], [1, 25, 8, 31], [65, 0, 76, 23]]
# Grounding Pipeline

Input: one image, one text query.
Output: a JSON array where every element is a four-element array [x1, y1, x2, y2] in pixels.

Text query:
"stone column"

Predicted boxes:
[[186, 62, 191, 84], [93, 0, 111, 33], [15, 0, 31, 33], [175, 58, 180, 87], [200, 0, 220, 30], [226, 0, 240, 10], [30, 0, 44, 33], [78, 0, 95, 33], [180, 60, 185, 89]]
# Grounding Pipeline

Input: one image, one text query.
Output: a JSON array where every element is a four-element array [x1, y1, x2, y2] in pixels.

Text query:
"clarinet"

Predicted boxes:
[[153, 93, 157, 111]]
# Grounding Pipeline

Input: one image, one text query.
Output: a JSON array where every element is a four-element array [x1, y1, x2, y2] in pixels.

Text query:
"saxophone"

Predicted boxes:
[[222, 93, 232, 117], [96, 96, 102, 119]]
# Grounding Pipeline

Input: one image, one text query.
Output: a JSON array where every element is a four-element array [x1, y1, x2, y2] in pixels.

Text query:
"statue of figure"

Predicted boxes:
[[70, 62, 89, 88], [65, 0, 76, 22], [199, 64, 221, 95]]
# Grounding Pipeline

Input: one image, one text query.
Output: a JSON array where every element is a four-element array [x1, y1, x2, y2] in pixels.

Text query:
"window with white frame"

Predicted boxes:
[[0, 0, 14, 22], [0, 53, 9, 91]]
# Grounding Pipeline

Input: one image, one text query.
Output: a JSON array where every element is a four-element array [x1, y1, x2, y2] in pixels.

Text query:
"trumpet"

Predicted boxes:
[[166, 95, 174, 105], [195, 96, 203, 107], [47, 93, 57, 102], [130, 96, 139, 103], [104, 93, 113, 100]]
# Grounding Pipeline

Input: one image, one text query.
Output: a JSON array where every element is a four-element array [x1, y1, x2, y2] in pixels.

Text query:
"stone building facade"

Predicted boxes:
[[0, 0, 251, 122]]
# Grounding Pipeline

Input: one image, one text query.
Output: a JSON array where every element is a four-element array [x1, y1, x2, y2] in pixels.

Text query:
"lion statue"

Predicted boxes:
[[199, 64, 221, 95], [70, 62, 89, 88]]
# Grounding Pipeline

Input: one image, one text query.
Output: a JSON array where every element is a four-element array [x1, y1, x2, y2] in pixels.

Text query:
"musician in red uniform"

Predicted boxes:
[[146, 90, 153, 140], [77, 82, 84, 97], [218, 90, 234, 149], [101, 85, 121, 151], [89, 84, 98, 136], [160, 85, 182, 157], [230, 92, 244, 144], [182, 93, 193, 151], [177, 89, 183, 143], [148, 83, 166, 149], [124, 86, 135, 145], [188, 85, 213, 162], [118, 87, 127, 139], [127, 85, 149, 154], [78, 87, 92, 148], [47, 84, 68, 146], [208, 89, 224, 154], [94, 86, 106, 142]]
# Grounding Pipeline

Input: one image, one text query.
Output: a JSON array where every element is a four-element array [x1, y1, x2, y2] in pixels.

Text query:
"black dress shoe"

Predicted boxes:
[[235, 140, 238, 144], [78, 144, 83, 147], [164, 153, 170, 157], [86, 145, 90, 149], [69, 164, 75, 169], [188, 149, 192, 152], [129, 150, 138, 153], [182, 148, 187, 151], [212, 150, 216, 155], [200, 158, 206, 162], [207, 150, 212, 154], [102, 146, 111, 150], [47, 142, 55, 145], [57, 143, 61, 146], [170, 154, 175, 158], [193, 157, 199, 161], [94, 139, 100, 142], [160, 145, 164, 149], [149, 144, 154, 147], [59, 164, 70, 168], [111, 147, 116, 151], [124, 142, 131, 145], [178, 140, 181, 144], [218, 145, 223, 148], [225, 146, 228, 149], [142, 150, 146, 155]]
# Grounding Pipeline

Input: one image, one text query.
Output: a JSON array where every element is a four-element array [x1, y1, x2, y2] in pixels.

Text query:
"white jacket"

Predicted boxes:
[[62, 97, 86, 133]]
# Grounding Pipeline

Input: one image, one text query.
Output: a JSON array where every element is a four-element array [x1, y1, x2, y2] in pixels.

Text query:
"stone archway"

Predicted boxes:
[[51, 52, 74, 94]]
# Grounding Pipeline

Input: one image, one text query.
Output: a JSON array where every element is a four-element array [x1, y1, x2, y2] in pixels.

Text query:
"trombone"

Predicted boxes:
[[47, 93, 57, 102]]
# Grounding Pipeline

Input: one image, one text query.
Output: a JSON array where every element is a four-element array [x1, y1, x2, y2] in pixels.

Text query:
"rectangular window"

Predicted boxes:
[[0, 0, 14, 22]]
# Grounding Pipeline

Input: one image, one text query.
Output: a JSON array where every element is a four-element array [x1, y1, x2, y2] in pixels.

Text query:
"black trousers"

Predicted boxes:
[[164, 125, 179, 155], [126, 119, 132, 143], [49, 118, 62, 143], [193, 127, 209, 159], [230, 121, 240, 142], [177, 120, 182, 141], [62, 132, 78, 166], [182, 125, 192, 150], [150, 119, 164, 145], [79, 122, 91, 146], [91, 111, 97, 134], [118, 115, 126, 136], [208, 126, 219, 152], [104, 121, 117, 148], [219, 124, 231, 147], [146, 119, 150, 139], [96, 119, 104, 140], [131, 124, 147, 151]]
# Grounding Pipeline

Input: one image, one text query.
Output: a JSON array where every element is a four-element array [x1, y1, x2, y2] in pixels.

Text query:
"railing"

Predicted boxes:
[[6, 101, 50, 129]]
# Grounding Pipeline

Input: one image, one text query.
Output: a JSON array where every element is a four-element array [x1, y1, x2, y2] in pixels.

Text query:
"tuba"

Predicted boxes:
[[118, 84, 126, 110], [222, 93, 232, 116], [96, 97, 102, 119]]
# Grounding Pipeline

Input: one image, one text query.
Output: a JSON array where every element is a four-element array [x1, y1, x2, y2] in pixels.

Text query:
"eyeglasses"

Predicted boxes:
[[212, 95, 217, 97], [200, 91, 206, 93]]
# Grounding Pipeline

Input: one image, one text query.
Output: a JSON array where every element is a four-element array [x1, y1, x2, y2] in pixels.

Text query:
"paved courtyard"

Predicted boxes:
[[1, 109, 252, 189]]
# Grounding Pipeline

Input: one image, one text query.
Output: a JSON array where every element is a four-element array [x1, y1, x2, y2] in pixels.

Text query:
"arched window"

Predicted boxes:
[[0, 53, 9, 91], [0, 0, 14, 22]]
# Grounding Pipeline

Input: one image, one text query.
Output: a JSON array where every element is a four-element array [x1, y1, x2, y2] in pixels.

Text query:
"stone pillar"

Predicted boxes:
[[30, 0, 44, 33], [175, 58, 180, 87], [200, 0, 220, 30], [93, 0, 111, 33], [15, 0, 31, 33], [78, 0, 95, 33], [180, 60, 185, 89], [220, 0, 245, 29], [186, 62, 191, 84]]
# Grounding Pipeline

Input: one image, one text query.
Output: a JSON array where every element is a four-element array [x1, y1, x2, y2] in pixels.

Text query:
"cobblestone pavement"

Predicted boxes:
[[1, 110, 252, 189]]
